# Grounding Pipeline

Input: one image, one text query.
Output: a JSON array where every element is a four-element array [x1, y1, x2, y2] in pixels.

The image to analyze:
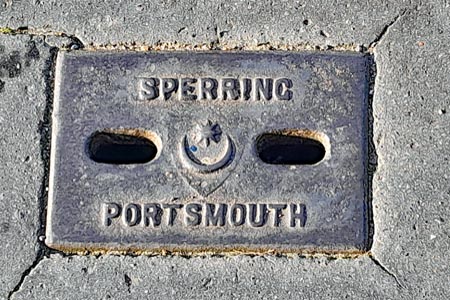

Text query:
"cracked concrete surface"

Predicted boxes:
[[0, 1, 413, 47], [0, 0, 449, 299], [369, 254, 404, 289], [371, 3, 450, 297], [10, 255, 403, 300], [368, 8, 409, 49], [0, 34, 53, 300]]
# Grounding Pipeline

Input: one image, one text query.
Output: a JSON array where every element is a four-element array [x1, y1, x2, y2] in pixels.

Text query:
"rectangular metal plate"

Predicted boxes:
[[47, 51, 369, 253]]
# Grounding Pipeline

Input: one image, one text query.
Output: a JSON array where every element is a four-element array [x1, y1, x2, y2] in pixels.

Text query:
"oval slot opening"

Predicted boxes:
[[256, 130, 327, 165], [87, 129, 159, 164]]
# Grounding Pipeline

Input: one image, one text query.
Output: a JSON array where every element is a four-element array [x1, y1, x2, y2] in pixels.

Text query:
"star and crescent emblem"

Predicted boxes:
[[179, 119, 235, 174]]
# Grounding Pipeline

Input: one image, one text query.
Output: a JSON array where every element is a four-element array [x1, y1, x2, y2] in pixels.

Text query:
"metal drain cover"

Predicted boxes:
[[47, 51, 369, 253]]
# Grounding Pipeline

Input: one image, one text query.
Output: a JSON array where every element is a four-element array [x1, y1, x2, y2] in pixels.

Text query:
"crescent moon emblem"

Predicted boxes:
[[180, 135, 235, 173]]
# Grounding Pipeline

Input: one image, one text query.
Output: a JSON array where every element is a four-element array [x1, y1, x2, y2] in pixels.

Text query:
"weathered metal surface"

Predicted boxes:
[[47, 51, 369, 253]]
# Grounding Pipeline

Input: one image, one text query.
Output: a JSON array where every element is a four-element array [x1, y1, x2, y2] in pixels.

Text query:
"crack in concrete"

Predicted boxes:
[[369, 9, 409, 50], [7, 256, 45, 300], [369, 253, 405, 289], [364, 9, 416, 292], [0, 27, 84, 49], [6, 35, 59, 300]]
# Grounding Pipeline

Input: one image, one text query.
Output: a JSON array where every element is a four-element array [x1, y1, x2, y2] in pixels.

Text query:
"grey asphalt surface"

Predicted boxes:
[[0, 1, 449, 299]]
